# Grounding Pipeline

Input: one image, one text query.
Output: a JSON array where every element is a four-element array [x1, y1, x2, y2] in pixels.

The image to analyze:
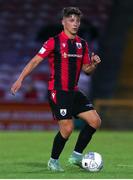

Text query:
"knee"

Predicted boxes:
[[60, 123, 74, 138], [95, 117, 102, 129], [89, 117, 101, 129]]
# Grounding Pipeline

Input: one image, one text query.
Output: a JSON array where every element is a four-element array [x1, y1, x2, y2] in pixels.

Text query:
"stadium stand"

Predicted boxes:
[[115, 27, 133, 98], [0, 0, 113, 102]]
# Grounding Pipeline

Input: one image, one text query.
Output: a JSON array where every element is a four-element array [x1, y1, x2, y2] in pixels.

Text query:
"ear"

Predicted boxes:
[[62, 17, 65, 26], [62, 19, 65, 26]]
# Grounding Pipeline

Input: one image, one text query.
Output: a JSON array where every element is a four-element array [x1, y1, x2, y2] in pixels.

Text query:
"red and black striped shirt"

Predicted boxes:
[[37, 31, 91, 91]]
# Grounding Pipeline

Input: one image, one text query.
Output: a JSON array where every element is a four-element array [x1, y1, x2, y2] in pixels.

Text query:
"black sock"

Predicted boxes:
[[74, 124, 96, 153], [51, 131, 68, 159]]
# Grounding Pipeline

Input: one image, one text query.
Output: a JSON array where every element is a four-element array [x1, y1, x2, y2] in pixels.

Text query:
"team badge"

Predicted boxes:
[[76, 43, 82, 49], [60, 109, 67, 116]]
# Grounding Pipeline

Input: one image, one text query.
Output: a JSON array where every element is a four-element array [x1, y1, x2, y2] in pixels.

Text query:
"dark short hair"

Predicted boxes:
[[62, 7, 83, 19]]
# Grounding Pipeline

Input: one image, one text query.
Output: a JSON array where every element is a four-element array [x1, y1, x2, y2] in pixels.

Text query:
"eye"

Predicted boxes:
[[69, 18, 74, 22]]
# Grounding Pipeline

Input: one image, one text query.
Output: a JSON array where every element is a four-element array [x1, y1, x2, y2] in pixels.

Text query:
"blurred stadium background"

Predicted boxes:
[[0, 0, 133, 131]]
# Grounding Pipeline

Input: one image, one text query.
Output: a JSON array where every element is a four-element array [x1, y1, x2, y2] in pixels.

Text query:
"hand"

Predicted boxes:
[[11, 80, 22, 95], [91, 52, 101, 67]]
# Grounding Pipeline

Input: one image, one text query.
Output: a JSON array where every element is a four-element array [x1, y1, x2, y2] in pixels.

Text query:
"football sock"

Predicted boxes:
[[74, 124, 96, 153], [51, 131, 68, 159]]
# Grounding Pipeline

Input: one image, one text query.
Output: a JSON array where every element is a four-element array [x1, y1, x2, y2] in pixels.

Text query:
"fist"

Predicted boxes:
[[11, 81, 22, 95], [91, 52, 101, 66]]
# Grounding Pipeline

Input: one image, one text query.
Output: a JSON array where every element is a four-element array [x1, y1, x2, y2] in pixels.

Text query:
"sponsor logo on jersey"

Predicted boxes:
[[60, 109, 67, 116], [63, 52, 82, 58]]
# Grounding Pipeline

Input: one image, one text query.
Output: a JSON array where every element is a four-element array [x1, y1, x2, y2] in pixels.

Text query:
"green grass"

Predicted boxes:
[[0, 130, 133, 179]]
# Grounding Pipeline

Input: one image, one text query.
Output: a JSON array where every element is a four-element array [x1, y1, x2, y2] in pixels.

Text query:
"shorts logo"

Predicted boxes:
[[51, 90, 56, 103], [60, 109, 67, 116]]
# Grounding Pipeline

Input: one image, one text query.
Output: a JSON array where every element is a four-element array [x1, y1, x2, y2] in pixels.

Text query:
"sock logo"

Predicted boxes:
[[60, 109, 67, 116]]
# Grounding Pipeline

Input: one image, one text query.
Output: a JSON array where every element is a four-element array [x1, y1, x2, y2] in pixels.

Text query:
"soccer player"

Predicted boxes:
[[11, 7, 101, 171]]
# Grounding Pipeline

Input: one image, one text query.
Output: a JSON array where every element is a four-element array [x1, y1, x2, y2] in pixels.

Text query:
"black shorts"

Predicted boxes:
[[48, 90, 94, 120]]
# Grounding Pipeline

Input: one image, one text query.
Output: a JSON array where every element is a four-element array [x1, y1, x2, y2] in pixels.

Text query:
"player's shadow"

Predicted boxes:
[[15, 161, 64, 174], [18, 162, 46, 168]]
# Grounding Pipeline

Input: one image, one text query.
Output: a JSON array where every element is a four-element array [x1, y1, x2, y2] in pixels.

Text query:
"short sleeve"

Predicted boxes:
[[37, 37, 54, 58], [83, 42, 91, 65]]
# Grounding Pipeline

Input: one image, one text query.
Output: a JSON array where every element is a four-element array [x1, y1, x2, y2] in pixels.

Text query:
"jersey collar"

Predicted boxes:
[[61, 31, 79, 41]]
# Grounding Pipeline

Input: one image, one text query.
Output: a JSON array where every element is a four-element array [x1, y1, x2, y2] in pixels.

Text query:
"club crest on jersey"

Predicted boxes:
[[76, 43, 82, 49], [60, 109, 67, 116]]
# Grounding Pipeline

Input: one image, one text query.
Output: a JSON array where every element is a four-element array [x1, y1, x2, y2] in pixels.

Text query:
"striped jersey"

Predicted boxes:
[[37, 31, 91, 91]]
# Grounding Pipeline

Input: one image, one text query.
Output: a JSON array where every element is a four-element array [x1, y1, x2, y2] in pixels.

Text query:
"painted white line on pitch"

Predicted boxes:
[[117, 164, 133, 168]]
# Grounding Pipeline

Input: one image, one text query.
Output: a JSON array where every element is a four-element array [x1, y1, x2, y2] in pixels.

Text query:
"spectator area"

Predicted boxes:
[[0, 0, 113, 102]]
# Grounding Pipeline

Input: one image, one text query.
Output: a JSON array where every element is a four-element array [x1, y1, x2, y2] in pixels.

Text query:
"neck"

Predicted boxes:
[[64, 30, 76, 39]]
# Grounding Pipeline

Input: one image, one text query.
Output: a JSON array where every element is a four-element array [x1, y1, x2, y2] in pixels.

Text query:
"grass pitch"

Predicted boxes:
[[0, 130, 133, 179]]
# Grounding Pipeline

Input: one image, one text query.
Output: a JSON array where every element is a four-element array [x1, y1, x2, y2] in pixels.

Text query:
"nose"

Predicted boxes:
[[74, 22, 78, 28]]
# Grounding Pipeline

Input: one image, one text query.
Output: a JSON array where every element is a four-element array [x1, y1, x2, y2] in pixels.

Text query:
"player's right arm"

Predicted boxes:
[[11, 55, 44, 95], [11, 37, 54, 95]]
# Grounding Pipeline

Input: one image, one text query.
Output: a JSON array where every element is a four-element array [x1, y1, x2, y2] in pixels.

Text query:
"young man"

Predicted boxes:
[[11, 7, 101, 172]]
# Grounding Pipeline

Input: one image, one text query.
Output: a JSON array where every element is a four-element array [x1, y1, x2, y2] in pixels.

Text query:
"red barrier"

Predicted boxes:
[[0, 102, 57, 130]]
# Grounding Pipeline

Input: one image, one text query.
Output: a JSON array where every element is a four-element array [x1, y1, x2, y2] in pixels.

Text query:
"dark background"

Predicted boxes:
[[0, 0, 133, 130]]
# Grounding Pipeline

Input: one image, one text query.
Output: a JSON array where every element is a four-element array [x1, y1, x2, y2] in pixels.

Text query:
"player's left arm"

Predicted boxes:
[[82, 52, 101, 75]]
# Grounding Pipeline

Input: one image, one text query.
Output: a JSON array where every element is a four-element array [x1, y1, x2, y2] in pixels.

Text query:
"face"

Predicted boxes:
[[62, 14, 81, 35]]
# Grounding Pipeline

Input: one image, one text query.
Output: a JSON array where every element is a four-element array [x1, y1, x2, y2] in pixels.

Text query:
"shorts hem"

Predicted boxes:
[[73, 107, 94, 118]]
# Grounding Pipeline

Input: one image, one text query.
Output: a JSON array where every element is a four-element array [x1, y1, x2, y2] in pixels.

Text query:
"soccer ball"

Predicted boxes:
[[82, 152, 103, 172]]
